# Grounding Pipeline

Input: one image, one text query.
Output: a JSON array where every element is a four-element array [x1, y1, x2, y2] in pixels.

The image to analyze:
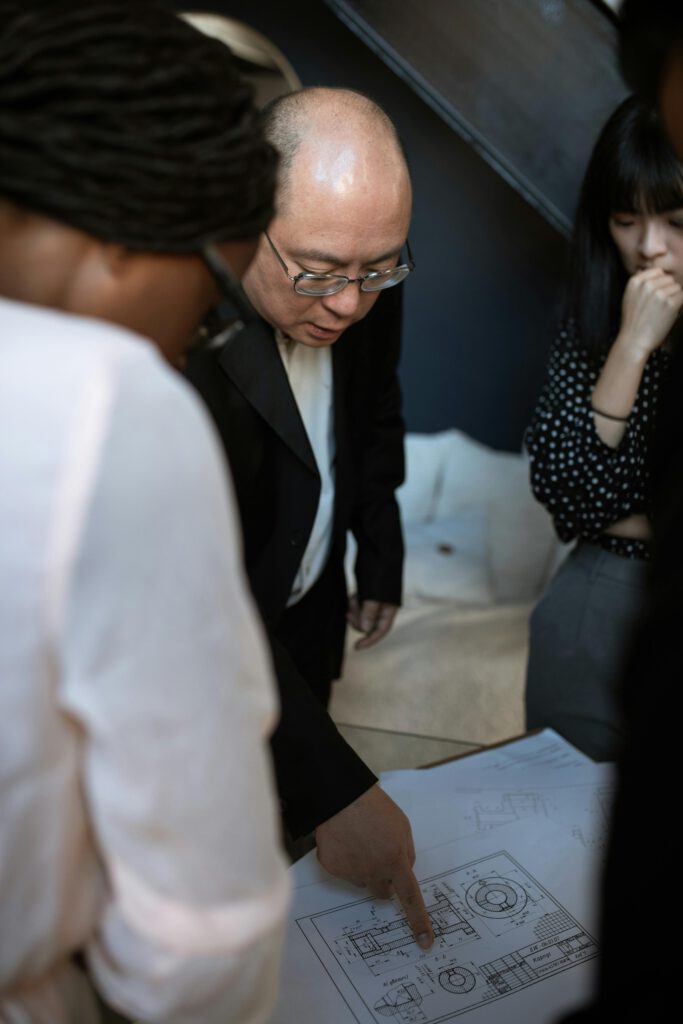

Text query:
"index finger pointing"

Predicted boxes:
[[393, 864, 434, 950]]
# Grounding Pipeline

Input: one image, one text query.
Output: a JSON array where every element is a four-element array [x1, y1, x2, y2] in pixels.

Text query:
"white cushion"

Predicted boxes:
[[434, 429, 521, 517], [397, 430, 458, 525], [433, 431, 560, 603], [403, 508, 492, 604], [348, 430, 562, 606]]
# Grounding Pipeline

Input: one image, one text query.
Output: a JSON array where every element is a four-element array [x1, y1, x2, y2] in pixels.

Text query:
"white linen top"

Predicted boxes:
[[275, 332, 335, 605], [0, 298, 289, 1024]]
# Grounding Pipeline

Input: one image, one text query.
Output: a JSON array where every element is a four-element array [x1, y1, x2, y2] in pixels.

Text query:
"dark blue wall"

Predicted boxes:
[[178, 0, 570, 450]]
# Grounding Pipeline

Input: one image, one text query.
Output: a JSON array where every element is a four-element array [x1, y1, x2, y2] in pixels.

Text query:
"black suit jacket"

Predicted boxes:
[[185, 288, 405, 836]]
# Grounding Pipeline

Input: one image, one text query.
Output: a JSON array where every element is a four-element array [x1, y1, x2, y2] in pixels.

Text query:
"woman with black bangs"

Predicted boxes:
[[524, 95, 683, 761]]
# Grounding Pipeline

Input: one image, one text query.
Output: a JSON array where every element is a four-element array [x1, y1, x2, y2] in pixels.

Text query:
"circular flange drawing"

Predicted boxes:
[[465, 877, 527, 917], [438, 966, 476, 995]]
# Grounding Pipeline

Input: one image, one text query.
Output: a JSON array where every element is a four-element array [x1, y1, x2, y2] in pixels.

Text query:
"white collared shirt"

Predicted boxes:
[[276, 330, 336, 605]]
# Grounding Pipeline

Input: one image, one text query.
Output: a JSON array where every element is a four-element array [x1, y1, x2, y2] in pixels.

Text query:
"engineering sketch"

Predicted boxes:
[[460, 782, 615, 854], [470, 792, 549, 831], [465, 877, 527, 918], [297, 851, 598, 1023], [374, 983, 425, 1022], [344, 887, 476, 976], [438, 967, 476, 995]]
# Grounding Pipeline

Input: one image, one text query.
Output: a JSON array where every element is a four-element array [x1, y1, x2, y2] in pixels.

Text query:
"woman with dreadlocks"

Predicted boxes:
[[0, 2, 288, 1021]]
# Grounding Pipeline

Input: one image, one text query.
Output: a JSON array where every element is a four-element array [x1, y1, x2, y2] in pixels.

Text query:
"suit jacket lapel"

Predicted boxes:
[[217, 319, 317, 475]]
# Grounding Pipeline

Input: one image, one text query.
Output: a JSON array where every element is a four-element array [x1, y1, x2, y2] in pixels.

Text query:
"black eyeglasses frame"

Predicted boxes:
[[264, 232, 415, 296]]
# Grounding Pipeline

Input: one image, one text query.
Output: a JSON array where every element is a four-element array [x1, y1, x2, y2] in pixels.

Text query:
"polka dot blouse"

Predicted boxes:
[[525, 320, 669, 561]]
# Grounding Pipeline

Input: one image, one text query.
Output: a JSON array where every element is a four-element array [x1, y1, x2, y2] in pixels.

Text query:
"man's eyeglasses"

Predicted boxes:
[[189, 243, 255, 353], [265, 232, 415, 297]]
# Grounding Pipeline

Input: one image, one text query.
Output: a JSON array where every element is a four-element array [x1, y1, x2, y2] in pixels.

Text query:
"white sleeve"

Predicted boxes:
[[57, 353, 289, 1024]]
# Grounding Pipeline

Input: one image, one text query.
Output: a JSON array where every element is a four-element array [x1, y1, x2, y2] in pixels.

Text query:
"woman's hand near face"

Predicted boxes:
[[617, 267, 683, 360], [591, 268, 682, 448]]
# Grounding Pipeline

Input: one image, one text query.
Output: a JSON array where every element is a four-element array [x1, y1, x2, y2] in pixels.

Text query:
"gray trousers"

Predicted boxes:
[[525, 541, 647, 761]]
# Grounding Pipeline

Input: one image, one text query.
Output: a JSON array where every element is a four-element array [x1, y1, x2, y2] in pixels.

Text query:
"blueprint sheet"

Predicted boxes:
[[269, 819, 602, 1024], [380, 762, 615, 857], [290, 730, 613, 892], [382, 724, 593, 786], [412, 728, 593, 779]]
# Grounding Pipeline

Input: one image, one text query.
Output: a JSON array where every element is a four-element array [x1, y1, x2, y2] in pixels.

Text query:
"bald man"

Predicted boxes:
[[185, 87, 433, 946]]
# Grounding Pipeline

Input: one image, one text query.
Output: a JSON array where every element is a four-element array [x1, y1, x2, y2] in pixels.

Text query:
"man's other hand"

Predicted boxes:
[[315, 785, 434, 949], [347, 596, 398, 650]]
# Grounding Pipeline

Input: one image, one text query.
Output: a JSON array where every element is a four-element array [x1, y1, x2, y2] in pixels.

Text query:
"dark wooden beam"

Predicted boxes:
[[326, 0, 628, 237]]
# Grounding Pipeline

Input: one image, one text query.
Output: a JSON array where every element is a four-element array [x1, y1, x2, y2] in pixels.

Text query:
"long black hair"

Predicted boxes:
[[0, 0, 278, 251], [568, 95, 683, 359]]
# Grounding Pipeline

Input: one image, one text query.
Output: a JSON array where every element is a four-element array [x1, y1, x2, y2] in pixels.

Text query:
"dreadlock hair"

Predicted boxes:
[[567, 95, 683, 361], [0, 0, 278, 251]]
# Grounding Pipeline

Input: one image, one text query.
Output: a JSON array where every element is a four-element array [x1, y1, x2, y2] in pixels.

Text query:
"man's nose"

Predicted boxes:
[[321, 282, 364, 319], [639, 220, 667, 260]]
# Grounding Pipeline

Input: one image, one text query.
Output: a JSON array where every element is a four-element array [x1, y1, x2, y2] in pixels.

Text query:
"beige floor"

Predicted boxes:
[[329, 601, 530, 773]]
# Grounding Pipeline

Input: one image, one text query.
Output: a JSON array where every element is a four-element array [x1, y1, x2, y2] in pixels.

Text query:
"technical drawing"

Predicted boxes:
[[481, 928, 595, 995], [438, 967, 476, 995], [332, 884, 477, 977], [465, 877, 527, 918], [374, 983, 425, 1021], [458, 780, 615, 856], [296, 851, 598, 1023], [533, 909, 574, 942], [470, 792, 549, 831]]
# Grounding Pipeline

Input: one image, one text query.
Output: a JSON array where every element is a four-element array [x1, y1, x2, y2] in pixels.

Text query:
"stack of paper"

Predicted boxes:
[[269, 729, 613, 1024]]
